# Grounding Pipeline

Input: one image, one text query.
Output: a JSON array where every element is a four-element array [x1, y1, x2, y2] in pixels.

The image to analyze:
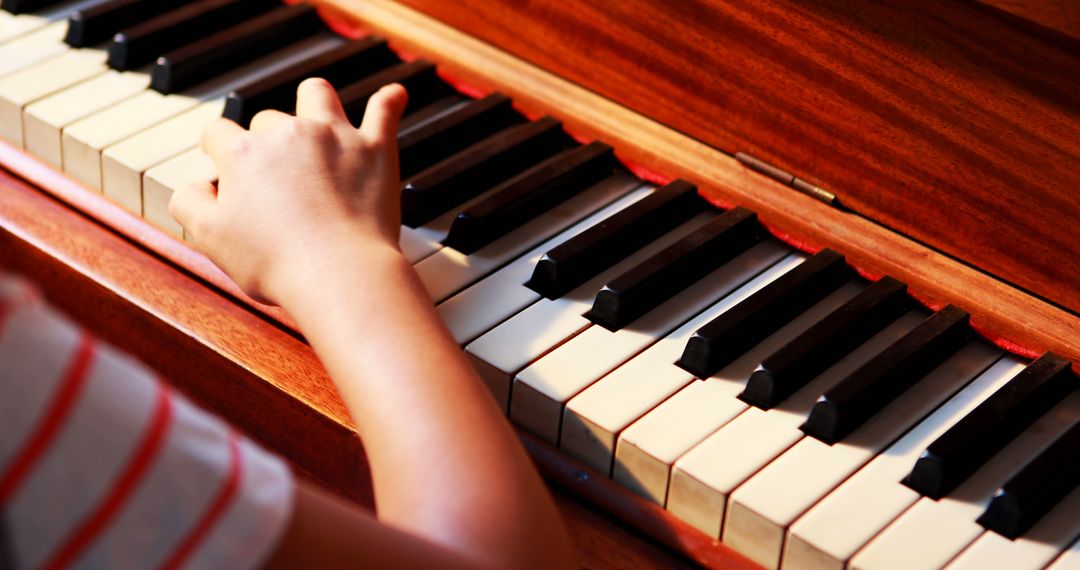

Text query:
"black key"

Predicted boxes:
[[587, 207, 764, 331], [400, 117, 568, 227], [150, 4, 323, 94], [398, 93, 521, 180], [222, 37, 399, 127], [902, 352, 1075, 499], [799, 305, 972, 444], [107, 0, 278, 71], [977, 410, 1080, 538], [66, 0, 190, 47], [526, 179, 705, 299], [442, 142, 616, 254], [1, 0, 64, 14], [338, 60, 450, 125], [397, 94, 466, 133], [677, 249, 851, 378], [739, 275, 911, 409]]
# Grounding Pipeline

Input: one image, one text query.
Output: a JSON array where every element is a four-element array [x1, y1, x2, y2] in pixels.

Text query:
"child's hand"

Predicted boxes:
[[170, 79, 409, 305]]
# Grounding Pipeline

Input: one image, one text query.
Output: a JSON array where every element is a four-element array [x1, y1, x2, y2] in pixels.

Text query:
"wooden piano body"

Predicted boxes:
[[1, 0, 1077, 568]]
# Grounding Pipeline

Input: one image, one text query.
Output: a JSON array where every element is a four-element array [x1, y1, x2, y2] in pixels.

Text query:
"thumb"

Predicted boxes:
[[358, 83, 408, 143]]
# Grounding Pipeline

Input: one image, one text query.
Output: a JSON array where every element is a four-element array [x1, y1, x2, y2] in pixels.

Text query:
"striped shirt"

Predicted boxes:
[[0, 275, 293, 569]]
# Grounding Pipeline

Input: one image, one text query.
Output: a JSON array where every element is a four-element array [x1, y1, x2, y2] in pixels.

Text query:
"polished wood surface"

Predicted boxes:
[[382, 0, 1080, 316], [0, 169, 724, 569], [317, 0, 1080, 371], [977, 0, 1080, 40]]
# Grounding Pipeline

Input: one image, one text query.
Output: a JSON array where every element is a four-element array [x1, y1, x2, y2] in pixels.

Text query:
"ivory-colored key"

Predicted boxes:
[[0, 48, 106, 145], [437, 187, 654, 345], [946, 485, 1080, 570], [101, 100, 225, 214], [464, 202, 706, 411], [850, 390, 1080, 570], [0, 9, 50, 43], [0, 21, 68, 78], [142, 147, 216, 239], [415, 174, 641, 304], [780, 356, 1023, 570], [399, 171, 559, 264], [62, 89, 196, 191], [666, 311, 926, 540], [1048, 540, 1080, 570], [612, 283, 863, 506], [0, 0, 87, 43], [23, 69, 150, 167], [557, 254, 805, 474], [722, 341, 1001, 569], [509, 241, 789, 444], [62, 35, 340, 192]]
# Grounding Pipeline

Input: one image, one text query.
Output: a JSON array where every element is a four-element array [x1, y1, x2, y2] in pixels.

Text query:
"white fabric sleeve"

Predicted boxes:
[[0, 274, 295, 570]]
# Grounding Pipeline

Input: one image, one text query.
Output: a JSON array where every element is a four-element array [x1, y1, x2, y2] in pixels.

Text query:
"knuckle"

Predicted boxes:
[[223, 134, 252, 158]]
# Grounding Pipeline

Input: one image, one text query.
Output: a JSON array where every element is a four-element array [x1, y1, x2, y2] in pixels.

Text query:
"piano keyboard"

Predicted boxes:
[[2, 2, 1078, 569]]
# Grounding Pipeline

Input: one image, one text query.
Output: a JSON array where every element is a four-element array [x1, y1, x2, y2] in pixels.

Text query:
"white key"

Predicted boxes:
[[415, 173, 642, 303], [1049, 539, 1080, 570], [510, 241, 789, 445], [851, 390, 1080, 570], [62, 35, 340, 191], [946, 484, 1080, 570], [0, 47, 106, 145], [437, 187, 654, 345], [667, 311, 926, 540], [23, 68, 150, 167], [613, 282, 864, 506], [0, 21, 68, 77], [465, 204, 713, 411], [781, 356, 1023, 570], [398, 173, 547, 264], [723, 341, 1001, 569], [142, 148, 216, 239], [63, 88, 197, 190], [0, 0, 96, 44], [101, 99, 225, 214], [558, 253, 806, 474], [0, 8, 49, 44]]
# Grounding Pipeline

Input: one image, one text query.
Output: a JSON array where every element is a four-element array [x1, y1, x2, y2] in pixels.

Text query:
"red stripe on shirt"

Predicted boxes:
[[159, 430, 244, 570], [42, 385, 175, 570], [0, 332, 96, 504]]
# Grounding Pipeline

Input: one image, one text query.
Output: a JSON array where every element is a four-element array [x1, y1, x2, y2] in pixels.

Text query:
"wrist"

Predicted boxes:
[[272, 237, 406, 315]]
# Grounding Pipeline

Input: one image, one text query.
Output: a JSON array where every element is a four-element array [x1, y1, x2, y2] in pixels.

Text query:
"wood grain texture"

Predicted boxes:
[[315, 0, 1080, 373], [382, 0, 1080, 316], [974, 0, 1080, 40], [0, 172, 701, 569]]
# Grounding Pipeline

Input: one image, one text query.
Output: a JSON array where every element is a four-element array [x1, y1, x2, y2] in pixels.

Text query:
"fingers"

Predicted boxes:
[[249, 109, 291, 133], [201, 117, 245, 165], [296, 77, 349, 124], [169, 180, 218, 238], [359, 83, 408, 142]]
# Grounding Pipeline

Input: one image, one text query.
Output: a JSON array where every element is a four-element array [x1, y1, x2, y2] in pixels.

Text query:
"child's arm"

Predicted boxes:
[[170, 79, 577, 569]]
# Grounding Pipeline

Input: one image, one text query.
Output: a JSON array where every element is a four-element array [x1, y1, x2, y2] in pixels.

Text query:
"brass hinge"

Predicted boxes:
[[735, 152, 842, 209]]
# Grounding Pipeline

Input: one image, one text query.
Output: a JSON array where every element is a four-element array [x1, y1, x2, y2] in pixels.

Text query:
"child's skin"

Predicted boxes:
[[170, 79, 578, 569]]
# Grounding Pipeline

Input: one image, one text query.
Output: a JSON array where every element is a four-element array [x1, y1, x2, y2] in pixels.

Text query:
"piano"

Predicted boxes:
[[0, 0, 1077, 568]]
